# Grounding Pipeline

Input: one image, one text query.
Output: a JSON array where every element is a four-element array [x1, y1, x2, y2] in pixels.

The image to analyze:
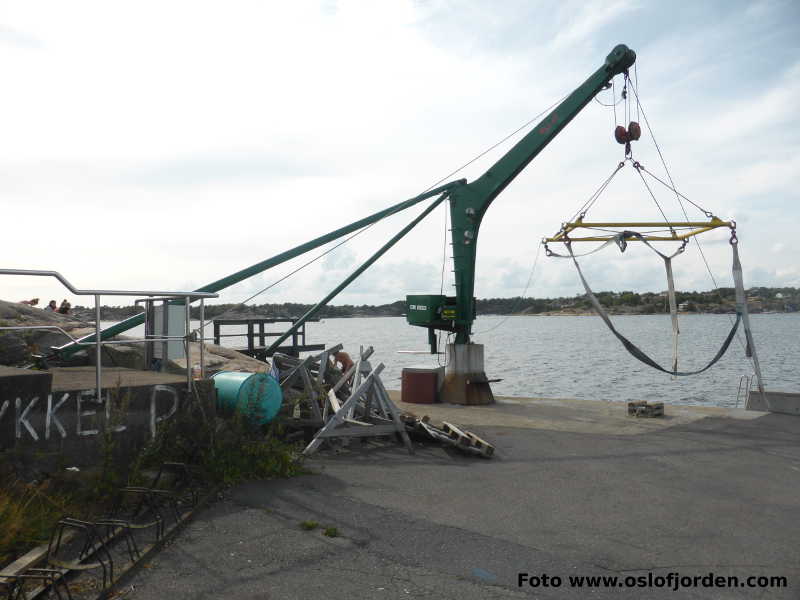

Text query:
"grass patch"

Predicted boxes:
[[299, 520, 319, 531], [0, 471, 118, 566], [322, 527, 339, 538], [0, 479, 68, 564]]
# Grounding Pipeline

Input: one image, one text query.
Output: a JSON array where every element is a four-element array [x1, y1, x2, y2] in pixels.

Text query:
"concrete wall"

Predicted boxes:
[[1, 366, 215, 477], [747, 390, 800, 416]]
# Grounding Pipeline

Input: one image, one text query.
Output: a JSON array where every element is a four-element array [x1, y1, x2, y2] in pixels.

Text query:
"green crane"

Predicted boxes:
[[55, 44, 636, 393], [408, 44, 635, 345]]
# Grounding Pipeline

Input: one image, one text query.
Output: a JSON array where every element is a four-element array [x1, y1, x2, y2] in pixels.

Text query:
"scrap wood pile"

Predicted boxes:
[[271, 345, 493, 458], [272, 345, 413, 456]]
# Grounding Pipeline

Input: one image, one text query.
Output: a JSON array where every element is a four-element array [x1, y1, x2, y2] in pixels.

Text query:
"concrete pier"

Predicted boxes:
[[121, 395, 799, 599]]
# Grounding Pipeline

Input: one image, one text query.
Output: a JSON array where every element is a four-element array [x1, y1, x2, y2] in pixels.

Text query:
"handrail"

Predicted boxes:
[[0, 269, 217, 299], [1, 269, 219, 414], [0, 326, 189, 347]]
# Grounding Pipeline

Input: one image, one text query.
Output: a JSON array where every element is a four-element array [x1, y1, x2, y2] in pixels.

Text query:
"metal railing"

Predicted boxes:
[[211, 317, 324, 358], [0, 269, 218, 413], [736, 374, 755, 408]]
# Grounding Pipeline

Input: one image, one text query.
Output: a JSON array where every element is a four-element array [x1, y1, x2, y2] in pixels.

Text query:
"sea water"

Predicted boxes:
[[106, 313, 800, 408]]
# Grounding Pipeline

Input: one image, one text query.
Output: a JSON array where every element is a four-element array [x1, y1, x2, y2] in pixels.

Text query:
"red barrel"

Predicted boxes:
[[401, 368, 440, 404]]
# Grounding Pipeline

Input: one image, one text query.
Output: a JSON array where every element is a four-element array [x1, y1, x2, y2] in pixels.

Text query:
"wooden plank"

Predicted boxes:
[[344, 417, 379, 427], [331, 361, 358, 393], [418, 421, 458, 445], [463, 431, 495, 457], [373, 378, 393, 420], [315, 424, 400, 438], [234, 344, 326, 354], [319, 352, 330, 421], [273, 417, 324, 427], [441, 421, 472, 446], [0, 532, 76, 579], [374, 378, 414, 454], [327, 389, 341, 414], [299, 365, 322, 422], [279, 356, 314, 389], [315, 343, 342, 363]]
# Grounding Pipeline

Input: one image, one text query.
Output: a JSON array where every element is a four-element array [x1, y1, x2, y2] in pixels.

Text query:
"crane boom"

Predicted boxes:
[[446, 44, 635, 343], [55, 44, 636, 373]]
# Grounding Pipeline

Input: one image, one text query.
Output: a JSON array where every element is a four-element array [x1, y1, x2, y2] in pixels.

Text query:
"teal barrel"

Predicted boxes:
[[211, 371, 283, 424]]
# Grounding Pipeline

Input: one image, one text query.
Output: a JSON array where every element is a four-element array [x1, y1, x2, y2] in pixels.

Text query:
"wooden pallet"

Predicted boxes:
[[627, 400, 664, 418], [441, 421, 494, 457], [399, 413, 494, 457]]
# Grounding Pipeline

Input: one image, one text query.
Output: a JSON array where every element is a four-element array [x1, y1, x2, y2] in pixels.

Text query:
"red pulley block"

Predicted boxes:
[[628, 121, 641, 141], [614, 125, 629, 144]]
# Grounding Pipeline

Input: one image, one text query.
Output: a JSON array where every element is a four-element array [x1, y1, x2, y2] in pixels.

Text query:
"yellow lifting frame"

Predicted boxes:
[[545, 217, 733, 243]]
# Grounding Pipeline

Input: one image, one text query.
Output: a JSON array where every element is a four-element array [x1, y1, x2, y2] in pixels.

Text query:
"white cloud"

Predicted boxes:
[[0, 25, 43, 49], [552, 0, 639, 50], [0, 0, 798, 310]]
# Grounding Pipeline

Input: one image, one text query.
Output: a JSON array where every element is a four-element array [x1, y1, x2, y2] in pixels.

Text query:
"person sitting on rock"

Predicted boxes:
[[20, 298, 39, 306], [58, 299, 71, 314], [44, 300, 58, 312]]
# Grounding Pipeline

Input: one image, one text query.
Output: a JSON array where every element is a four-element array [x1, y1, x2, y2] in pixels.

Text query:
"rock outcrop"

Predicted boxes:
[[1, 299, 271, 374], [0, 299, 91, 366]]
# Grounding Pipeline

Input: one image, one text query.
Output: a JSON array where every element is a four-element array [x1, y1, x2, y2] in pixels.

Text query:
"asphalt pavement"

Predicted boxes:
[[123, 402, 800, 599]]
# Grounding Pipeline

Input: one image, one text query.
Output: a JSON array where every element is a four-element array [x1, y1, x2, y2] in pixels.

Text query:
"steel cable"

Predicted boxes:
[[627, 79, 749, 356]]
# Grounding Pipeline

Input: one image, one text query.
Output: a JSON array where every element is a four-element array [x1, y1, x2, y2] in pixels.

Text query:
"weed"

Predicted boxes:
[[90, 383, 131, 498], [323, 527, 339, 538], [0, 476, 82, 565], [299, 520, 319, 531], [128, 383, 306, 487]]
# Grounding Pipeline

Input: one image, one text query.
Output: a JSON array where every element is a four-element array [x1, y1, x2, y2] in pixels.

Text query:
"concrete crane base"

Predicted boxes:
[[441, 343, 494, 405]]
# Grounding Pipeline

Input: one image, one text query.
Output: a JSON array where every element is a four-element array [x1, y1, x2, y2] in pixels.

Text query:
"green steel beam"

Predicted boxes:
[[54, 180, 463, 358], [448, 44, 636, 343], [265, 192, 450, 355]]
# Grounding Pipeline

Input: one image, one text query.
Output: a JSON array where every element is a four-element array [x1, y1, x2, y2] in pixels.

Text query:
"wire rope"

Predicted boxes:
[[473, 242, 543, 335], [437, 199, 450, 364], [634, 165, 676, 234], [627, 79, 749, 356], [191, 223, 378, 334], [568, 161, 625, 223], [612, 79, 618, 125], [422, 95, 568, 193], [639, 167, 715, 217]]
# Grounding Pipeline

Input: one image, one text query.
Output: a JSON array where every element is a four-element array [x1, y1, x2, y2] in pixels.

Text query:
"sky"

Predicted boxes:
[[1, 0, 798, 308]]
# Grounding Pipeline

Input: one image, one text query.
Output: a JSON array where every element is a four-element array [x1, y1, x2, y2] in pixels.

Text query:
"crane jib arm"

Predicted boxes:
[[443, 44, 636, 344]]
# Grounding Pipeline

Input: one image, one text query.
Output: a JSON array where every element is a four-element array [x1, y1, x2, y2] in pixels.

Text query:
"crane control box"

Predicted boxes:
[[406, 294, 475, 353]]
